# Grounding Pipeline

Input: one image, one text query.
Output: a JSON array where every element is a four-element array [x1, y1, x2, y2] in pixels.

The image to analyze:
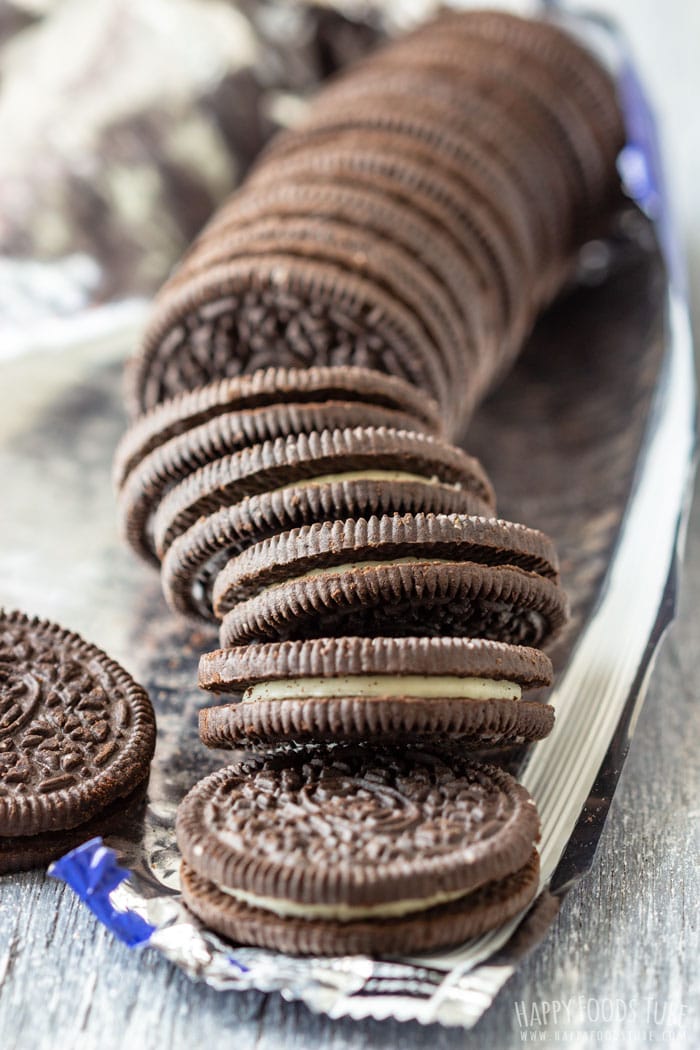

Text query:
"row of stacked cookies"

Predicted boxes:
[[115, 10, 624, 953], [115, 363, 564, 749], [126, 9, 624, 440]]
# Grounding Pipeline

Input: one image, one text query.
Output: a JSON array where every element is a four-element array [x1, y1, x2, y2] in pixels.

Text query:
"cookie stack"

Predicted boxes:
[[0, 611, 156, 874], [115, 10, 624, 954], [125, 9, 624, 439]]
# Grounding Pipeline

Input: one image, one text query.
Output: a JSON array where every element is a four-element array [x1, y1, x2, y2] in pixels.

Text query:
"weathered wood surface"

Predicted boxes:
[[0, 473, 697, 1050]]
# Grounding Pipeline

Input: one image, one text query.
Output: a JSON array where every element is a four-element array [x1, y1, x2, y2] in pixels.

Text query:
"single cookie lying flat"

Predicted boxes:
[[198, 636, 553, 748], [0, 610, 156, 872], [176, 748, 541, 955]]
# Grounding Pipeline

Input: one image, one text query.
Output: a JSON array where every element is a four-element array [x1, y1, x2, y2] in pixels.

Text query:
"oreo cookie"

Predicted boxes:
[[169, 184, 487, 407], [246, 142, 529, 401], [161, 479, 493, 624], [300, 76, 572, 266], [151, 427, 495, 564], [118, 406, 444, 571], [259, 119, 539, 328], [212, 512, 567, 647], [373, 23, 620, 208], [176, 749, 541, 956], [107, 10, 603, 958], [0, 610, 156, 873], [126, 10, 623, 424], [198, 636, 554, 749], [423, 10, 625, 165], [0, 781, 147, 875], [161, 214, 471, 416], [130, 255, 452, 423]]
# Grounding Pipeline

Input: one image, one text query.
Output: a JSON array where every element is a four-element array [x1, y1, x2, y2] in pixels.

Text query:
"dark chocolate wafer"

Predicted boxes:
[[200, 693, 554, 751]]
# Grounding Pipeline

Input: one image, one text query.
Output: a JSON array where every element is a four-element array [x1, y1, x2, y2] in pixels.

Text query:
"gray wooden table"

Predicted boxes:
[[0, 483, 697, 1050]]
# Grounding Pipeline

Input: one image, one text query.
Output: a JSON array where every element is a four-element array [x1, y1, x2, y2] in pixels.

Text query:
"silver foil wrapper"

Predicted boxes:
[[0, 0, 387, 341]]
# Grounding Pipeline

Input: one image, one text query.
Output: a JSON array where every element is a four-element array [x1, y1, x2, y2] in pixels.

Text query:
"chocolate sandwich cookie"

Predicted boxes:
[[0, 610, 156, 872], [151, 427, 496, 563], [245, 142, 518, 339], [262, 115, 539, 282], [119, 400, 437, 567], [425, 10, 624, 159], [0, 781, 148, 876], [264, 67, 575, 232], [176, 749, 542, 955], [161, 479, 493, 624], [198, 637, 554, 749], [213, 513, 567, 647], [300, 76, 572, 266], [370, 37, 613, 215], [126, 9, 624, 421], [232, 124, 538, 369], [384, 13, 620, 146], [156, 216, 470, 425], [244, 142, 526, 383], [114, 366, 443, 491]]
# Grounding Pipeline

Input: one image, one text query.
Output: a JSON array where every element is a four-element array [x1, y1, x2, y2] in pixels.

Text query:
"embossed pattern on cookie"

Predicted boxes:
[[0, 610, 156, 849]]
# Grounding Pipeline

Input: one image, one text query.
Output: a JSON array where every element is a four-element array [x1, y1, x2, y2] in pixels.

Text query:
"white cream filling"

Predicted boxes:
[[242, 675, 522, 703], [218, 883, 472, 921], [267, 469, 463, 495]]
